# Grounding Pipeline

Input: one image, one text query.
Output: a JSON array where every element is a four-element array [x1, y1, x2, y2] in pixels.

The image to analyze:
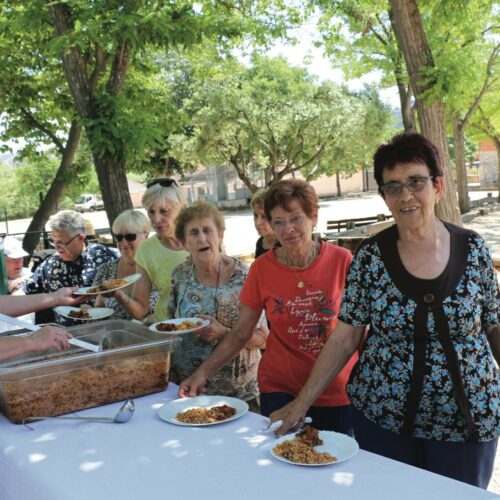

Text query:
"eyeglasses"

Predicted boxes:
[[146, 178, 178, 189], [271, 214, 305, 230], [48, 234, 82, 248], [380, 176, 434, 197], [114, 233, 138, 242]]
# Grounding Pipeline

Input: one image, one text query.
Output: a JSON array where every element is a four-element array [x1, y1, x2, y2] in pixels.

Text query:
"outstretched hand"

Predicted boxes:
[[52, 287, 87, 307], [269, 399, 309, 437], [29, 325, 72, 353], [178, 370, 208, 398]]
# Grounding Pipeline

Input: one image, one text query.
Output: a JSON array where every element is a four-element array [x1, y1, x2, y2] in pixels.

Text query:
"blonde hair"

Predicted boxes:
[[141, 182, 187, 211], [112, 209, 151, 235], [175, 201, 225, 243], [250, 188, 267, 212]]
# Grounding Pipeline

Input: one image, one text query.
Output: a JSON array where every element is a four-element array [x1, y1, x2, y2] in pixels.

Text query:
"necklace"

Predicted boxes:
[[401, 237, 437, 274], [283, 242, 318, 288]]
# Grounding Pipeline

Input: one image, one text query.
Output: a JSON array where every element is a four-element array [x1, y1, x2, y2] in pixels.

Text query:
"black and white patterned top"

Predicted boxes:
[[25, 243, 119, 326], [339, 223, 499, 443], [92, 260, 158, 320]]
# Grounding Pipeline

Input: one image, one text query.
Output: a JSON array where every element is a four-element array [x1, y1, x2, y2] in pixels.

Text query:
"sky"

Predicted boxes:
[[264, 17, 401, 109]]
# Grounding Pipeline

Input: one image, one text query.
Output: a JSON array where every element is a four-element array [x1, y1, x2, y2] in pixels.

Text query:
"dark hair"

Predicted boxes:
[[373, 133, 444, 192], [175, 200, 225, 243], [263, 179, 319, 221]]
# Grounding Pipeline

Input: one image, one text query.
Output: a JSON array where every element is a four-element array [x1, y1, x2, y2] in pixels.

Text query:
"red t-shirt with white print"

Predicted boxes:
[[240, 242, 357, 406]]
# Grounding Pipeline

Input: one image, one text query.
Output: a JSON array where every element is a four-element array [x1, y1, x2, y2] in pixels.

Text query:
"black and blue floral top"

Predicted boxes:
[[339, 222, 499, 443], [25, 243, 119, 326]]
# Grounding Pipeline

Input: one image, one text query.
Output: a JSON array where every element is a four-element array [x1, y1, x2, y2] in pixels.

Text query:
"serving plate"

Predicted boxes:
[[271, 430, 359, 466], [74, 273, 141, 296], [149, 317, 209, 334], [158, 395, 249, 426], [54, 306, 114, 321]]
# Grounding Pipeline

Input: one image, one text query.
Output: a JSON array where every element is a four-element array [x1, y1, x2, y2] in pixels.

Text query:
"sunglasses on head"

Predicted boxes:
[[146, 178, 178, 189], [114, 233, 138, 242]]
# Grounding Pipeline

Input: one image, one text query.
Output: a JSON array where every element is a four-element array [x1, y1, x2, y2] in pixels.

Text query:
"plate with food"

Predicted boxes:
[[271, 426, 359, 466], [149, 317, 209, 334], [74, 273, 141, 295], [54, 306, 114, 321], [158, 395, 249, 426]]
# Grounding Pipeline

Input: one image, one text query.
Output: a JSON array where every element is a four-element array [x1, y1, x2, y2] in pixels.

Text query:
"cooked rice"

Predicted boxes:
[[273, 437, 336, 464], [176, 404, 236, 424]]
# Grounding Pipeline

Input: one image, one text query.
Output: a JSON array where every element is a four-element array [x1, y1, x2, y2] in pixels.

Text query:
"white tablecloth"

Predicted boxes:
[[0, 384, 498, 500]]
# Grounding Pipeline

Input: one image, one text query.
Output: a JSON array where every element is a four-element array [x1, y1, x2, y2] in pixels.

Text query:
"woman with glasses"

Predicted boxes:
[[267, 133, 499, 489], [168, 201, 267, 410], [121, 178, 188, 323], [179, 179, 356, 434], [92, 210, 158, 319], [24, 210, 118, 325]]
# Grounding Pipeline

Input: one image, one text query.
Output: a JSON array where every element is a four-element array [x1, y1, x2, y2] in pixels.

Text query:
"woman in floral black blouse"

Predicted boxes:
[[271, 133, 499, 489]]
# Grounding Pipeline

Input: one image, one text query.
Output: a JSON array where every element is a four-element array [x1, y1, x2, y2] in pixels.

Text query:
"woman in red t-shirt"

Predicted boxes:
[[179, 179, 357, 434]]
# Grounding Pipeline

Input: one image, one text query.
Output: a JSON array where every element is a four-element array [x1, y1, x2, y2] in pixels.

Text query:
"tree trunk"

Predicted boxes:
[[336, 172, 341, 197], [494, 137, 500, 203], [389, 0, 461, 225], [92, 150, 132, 227], [23, 120, 83, 255], [452, 116, 470, 214], [51, 2, 132, 226]]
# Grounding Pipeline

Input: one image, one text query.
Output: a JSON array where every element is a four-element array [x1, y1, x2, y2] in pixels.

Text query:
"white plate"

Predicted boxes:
[[54, 306, 114, 321], [74, 273, 141, 296], [149, 317, 209, 334], [158, 395, 249, 426], [271, 431, 359, 466]]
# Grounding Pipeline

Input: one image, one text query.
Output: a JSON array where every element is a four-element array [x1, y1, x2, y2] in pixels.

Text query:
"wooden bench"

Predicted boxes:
[[326, 214, 392, 232]]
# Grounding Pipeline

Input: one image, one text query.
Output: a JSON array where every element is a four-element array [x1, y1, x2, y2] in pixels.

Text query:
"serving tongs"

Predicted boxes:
[[69, 336, 109, 353], [262, 416, 312, 433]]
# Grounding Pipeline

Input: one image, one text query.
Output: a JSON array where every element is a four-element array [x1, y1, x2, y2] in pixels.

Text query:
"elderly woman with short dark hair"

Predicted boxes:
[[168, 201, 267, 410], [179, 180, 356, 434], [268, 133, 499, 489]]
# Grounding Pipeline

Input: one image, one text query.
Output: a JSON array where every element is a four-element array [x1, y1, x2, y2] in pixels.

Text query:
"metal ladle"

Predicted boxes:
[[23, 399, 135, 429]]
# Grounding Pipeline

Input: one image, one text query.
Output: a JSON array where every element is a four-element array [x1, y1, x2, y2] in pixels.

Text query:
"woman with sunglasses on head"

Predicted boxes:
[[92, 210, 158, 319], [267, 133, 499, 489], [120, 178, 188, 323], [179, 179, 357, 434]]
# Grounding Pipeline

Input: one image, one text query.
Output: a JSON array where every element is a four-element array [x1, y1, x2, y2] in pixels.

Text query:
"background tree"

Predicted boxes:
[[315, 0, 415, 131], [171, 56, 393, 192], [389, 0, 460, 224]]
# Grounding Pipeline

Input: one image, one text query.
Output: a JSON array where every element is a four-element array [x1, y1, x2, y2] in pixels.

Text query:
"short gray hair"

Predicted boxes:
[[49, 210, 85, 236], [112, 210, 151, 235], [141, 182, 187, 211]]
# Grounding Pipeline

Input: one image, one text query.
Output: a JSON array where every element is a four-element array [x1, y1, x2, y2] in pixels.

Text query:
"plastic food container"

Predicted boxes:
[[0, 320, 179, 424]]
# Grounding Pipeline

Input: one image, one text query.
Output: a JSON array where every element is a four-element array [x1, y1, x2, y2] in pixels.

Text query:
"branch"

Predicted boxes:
[[19, 108, 65, 153], [463, 44, 500, 127]]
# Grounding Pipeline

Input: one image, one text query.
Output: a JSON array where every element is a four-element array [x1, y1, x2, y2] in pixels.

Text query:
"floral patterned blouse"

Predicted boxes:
[[25, 243, 119, 326], [92, 260, 158, 320], [339, 222, 499, 443], [167, 258, 262, 401]]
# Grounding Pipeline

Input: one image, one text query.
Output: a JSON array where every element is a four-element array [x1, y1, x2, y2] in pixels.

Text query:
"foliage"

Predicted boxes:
[[170, 55, 394, 191]]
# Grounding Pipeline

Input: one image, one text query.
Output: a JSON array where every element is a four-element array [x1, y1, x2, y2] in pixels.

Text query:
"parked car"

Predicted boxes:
[[74, 194, 104, 212]]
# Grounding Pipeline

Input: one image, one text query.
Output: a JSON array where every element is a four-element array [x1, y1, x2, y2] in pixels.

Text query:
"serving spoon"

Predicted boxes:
[[23, 399, 135, 428]]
